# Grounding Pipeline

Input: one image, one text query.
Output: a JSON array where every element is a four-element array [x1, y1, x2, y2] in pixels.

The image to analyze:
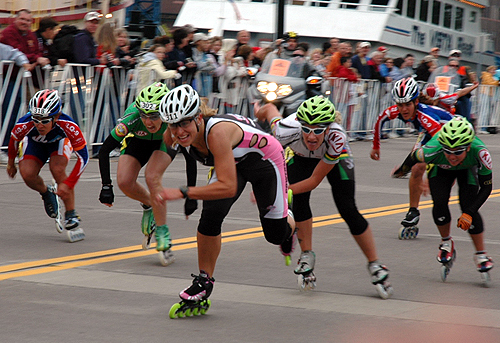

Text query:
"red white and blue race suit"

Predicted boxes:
[[372, 103, 453, 151], [8, 113, 89, 189]]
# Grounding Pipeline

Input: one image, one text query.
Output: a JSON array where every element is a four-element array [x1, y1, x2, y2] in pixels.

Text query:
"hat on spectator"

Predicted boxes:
[[359, 42, 371, 48], [377, 46, 389, 53], [448, 49, 462, 57], [422, 55, 435, 63], [430, 47, 440, 52], [183, 24, 196, 33], [84, 11, 101, 22], [193, 33, 208, 43]]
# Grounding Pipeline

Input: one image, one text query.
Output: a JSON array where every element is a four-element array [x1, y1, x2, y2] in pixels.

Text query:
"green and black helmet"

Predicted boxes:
[[296, 96, 336, 126], [437, 115, 475, 148], [135, 82, 170, 114]]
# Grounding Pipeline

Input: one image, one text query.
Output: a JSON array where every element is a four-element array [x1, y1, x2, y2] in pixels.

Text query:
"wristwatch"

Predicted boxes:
[[179, 185, 189, 199]]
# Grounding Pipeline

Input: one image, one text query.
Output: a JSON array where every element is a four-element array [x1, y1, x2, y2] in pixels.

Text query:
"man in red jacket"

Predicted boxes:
[[1, 9, 46, 66], [0, 9, 46, 152]]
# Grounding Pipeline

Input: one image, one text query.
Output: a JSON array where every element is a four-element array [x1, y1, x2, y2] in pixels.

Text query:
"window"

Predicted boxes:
[[432, 0, 441, 25], [419, 0, 429, 21], [371, 0, 389, 10], [470, 11, 477, 22], [444, 4, 452, 28], [341, 0, 360, 9], [407, 0, 416, 18], [455, 7, 463, 31], [395, 0, 403, 15]]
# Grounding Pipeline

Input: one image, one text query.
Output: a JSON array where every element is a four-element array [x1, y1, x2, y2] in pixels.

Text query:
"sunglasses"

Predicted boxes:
[[170, 118, 194, 129], [449, 64, 459, 68], [301, 126, 327, 135], [32, 116, 53, 124], [451, 53, 461, 57], [139, 110, 161, 121], [442, 146, 467, 155]]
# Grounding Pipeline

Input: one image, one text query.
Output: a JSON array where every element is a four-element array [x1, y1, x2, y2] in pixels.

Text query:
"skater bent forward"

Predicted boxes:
[[156, 85, 295, 316], [393, 115, 494, 284], [6, 89, 89, 242]]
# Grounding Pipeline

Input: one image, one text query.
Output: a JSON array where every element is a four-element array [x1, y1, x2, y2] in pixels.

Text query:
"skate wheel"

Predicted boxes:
[[66, 228, 85, 243], [200, 299, 211, 315], [440, 265, 450, 282], [297, 274, 306, 291], [480, 272, 491, 287], [55, 219, 64, 234], [192, 307, 200, 316], [375, 282, 393, 299], [158, 250, 175, 266], [185, 308, 193, 317], [142, 235, 151, 250], [398, 226, 419, 240], [284, 255, 291, 266], [169, 303, 181, 319]]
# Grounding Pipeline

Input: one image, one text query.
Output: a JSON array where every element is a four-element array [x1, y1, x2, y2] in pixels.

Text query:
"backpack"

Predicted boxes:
[[53, 25, 80, 63]]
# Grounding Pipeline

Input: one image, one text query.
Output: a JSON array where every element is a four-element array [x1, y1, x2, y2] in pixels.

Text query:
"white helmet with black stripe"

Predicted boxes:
[[159, 84, 200, 124]]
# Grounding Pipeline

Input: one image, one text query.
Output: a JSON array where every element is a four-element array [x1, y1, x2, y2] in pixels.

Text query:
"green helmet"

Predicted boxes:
[[135, 82, 170, 114], [296, 96, 336, 126], [437, 115, 475, 148]]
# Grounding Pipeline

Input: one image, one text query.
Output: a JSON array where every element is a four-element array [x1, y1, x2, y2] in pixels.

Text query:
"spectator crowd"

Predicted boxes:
[[1, 8, 499, 162]]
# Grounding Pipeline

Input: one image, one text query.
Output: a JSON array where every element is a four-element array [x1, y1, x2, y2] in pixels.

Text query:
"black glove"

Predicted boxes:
[[99, 184, 114, 205], [184, 198, 198, 216]]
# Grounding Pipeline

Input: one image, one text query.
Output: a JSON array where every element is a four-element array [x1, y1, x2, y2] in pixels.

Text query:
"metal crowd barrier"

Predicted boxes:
[[1, 62, 499, 154]]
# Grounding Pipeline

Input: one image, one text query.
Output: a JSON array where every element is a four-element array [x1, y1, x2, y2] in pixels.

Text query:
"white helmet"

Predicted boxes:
[[159, 84, 200, 124], [392, 77, 419, 104], [29, 89, 61, 117]]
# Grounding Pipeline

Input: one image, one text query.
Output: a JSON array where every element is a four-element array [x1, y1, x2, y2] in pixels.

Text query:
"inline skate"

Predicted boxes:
[[295, 250, 316, 291], [141, 204, 156, 250], [437, 239, 456, 282], [398, 207, 419, 239], [368, 261, 393, 299], [280, 189, 296, 266], [169, 272, 214, 319], [474, 253, 494, 287], [65, 210, 85, 242], [155, 224, 175, 266], [50, 182, 64, 233]]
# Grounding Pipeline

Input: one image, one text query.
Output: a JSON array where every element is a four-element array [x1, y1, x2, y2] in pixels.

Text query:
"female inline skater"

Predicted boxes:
[[255, 96, 393, 298]]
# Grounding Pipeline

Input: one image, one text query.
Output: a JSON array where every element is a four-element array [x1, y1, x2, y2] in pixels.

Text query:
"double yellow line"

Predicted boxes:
[[2, 190, 499, 281]]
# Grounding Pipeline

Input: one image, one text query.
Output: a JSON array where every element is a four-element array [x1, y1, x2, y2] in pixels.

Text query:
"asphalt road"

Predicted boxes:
[[1, 135, 499, 343]]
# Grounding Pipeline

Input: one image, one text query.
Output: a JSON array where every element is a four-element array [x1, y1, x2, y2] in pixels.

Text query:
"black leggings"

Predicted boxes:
[[288, 155, 368, 236], [197, 154, 290, 245], [429, 167, 483, 234]]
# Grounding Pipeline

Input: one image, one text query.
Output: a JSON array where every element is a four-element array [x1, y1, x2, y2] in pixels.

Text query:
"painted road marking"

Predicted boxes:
[[2, 191, 500, 280]]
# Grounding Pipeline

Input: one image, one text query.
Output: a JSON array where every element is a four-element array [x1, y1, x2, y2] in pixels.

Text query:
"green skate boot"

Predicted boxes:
[[155, 224, 175, 266], [141, 204, 156, 250]]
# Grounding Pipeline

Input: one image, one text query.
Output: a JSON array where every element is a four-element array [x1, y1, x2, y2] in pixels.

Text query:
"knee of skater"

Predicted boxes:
[[116, 178, 134, 194], [264, 231, 286, 245]]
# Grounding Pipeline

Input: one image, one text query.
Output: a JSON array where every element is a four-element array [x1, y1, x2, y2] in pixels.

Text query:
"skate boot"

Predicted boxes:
[[169, 272, 214, 318], [41, 184, 58, 218], [474, 252, 494, 287], [155, 224, 175, 266], [437, 239, 456, 282], [141, 204, 156, 250], [368, 261, 393, 299], [398, 207, 420, 239], [295, 250, 317, 291], [65, 210, 85, 243]]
